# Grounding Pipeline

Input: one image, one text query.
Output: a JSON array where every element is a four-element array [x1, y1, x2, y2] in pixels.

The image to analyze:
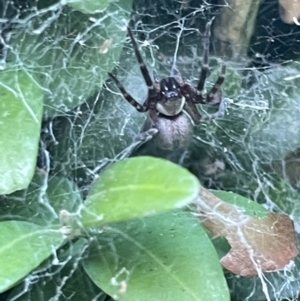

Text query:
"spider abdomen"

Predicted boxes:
[[153, 113, 193, 150]]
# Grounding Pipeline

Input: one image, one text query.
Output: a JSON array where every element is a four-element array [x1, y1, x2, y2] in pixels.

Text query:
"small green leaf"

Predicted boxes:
[[212, 190, 268, 218], [0, 69, 43, 194], [80, 157, 200, 228], [83, 211, 230, 301], [0, 221, 64, 293]]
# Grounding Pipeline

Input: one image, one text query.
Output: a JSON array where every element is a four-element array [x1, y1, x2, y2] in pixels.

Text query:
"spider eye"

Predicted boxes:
[[161, 77, 180, 99]]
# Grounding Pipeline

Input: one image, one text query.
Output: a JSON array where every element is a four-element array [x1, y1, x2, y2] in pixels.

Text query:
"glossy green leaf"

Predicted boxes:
[[0, 221, 64, 293], [0, 69, 43, 194], [84, 211, 230, 301], [80, 157, 200, 228], [212, 190, 268, 218]]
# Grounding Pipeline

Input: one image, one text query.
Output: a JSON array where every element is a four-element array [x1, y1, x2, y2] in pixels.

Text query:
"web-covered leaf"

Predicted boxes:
[[0, 69, 43, 195], [0, 173, 82, 226], [7, 238, 106, 301], [8, 0, 132, 117], [83, 211, 230, 301], [0, 221, 64, 293], [66, 0, 110, 13]]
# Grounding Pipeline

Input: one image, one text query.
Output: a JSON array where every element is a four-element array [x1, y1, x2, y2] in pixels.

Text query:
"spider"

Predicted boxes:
[[108, 21, 227, 150]]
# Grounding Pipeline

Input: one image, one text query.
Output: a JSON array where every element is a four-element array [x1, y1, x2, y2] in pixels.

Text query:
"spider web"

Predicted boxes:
[[1, 0, 300, 300]]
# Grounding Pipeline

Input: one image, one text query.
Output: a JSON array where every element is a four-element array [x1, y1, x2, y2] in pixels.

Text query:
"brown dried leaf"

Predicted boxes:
[[196, 188, 298, 277]]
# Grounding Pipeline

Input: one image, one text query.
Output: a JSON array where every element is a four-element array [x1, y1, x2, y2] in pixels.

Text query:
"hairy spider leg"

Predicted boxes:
[[108, 72, 148, 112], [194, 21, 226, 105], [201, 97, 228, 121], [127, 27, 156, 97], [205, 64, 226, 103], [196, 20, 211, 95], [184, 94, 228, 124], [183, 98, 202, 125]]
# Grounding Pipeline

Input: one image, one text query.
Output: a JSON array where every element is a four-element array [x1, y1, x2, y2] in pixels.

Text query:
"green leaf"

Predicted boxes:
[[0, 221, 64, 293], [0, 69, 43, 194], [83, 211, 230, 301], [80, 157, 200, 228], [0, 173, 82, 226], [250, 61, 300, 160], [7, 239, 107, 301], [66, 0, 110, 13], [8, 1, 133, 117], [211, 190, 269, 218]]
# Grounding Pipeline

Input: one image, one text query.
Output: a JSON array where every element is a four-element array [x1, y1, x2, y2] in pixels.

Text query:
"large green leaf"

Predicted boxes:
[[0, 221, 64, 293], [80, 157, 200, 228], [83, 211, 230, 301], [0, 69, 43, 195]]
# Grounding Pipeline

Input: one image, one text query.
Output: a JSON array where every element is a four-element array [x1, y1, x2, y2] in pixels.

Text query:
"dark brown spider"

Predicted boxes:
[[108, 21, 227, 150]]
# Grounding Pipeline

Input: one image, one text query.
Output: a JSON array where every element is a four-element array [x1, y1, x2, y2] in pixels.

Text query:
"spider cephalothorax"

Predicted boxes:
[[108, 21, 227, 150], [157, 77, 185, 116]]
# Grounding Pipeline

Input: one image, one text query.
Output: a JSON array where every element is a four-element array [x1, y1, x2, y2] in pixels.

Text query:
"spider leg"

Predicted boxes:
[[127, 27, 156, 97], [135, 127, 159, 143], [194, 21, 226, 105], [205, 64, 226, 103], [183, 98, 201, 125], [183, 85, 228, 124], [201, 97, 229, 121], [195, 21, 212, 99], [140, 107, 159, 134], [135, 108, 159, 143], [108, 72, 148, 112]]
